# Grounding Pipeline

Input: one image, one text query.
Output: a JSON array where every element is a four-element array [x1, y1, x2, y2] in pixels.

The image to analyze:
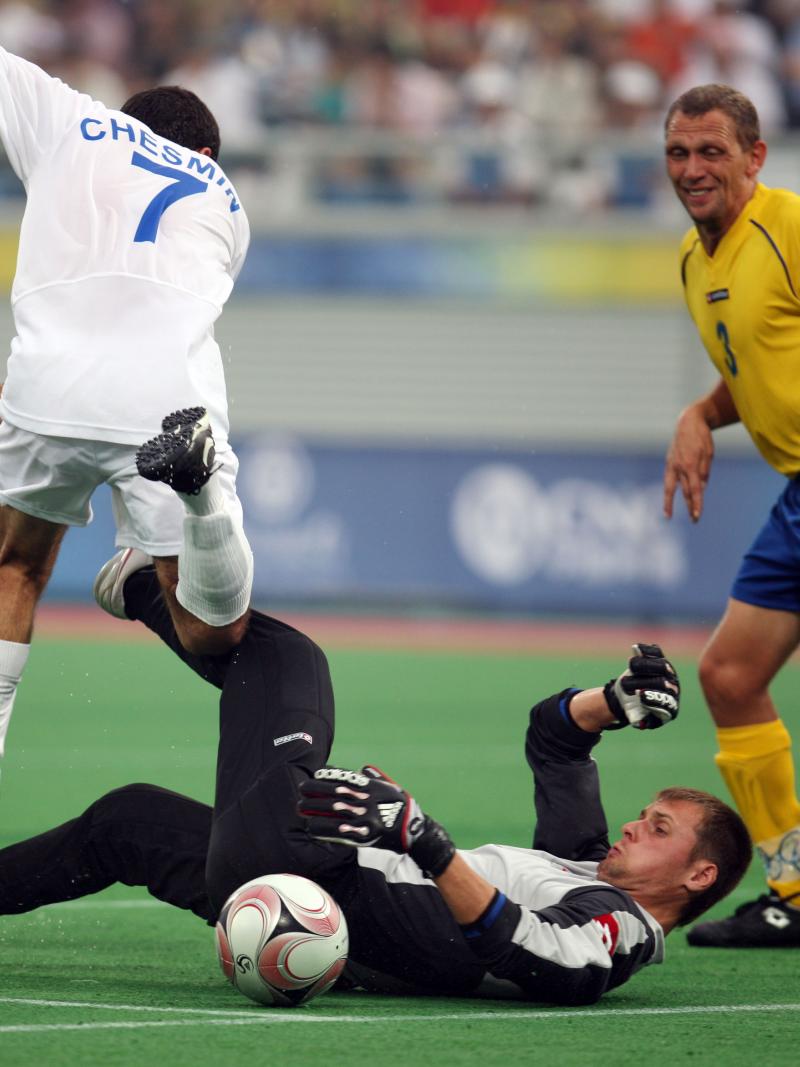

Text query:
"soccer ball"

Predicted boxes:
[[215, 873, 349, 1007]]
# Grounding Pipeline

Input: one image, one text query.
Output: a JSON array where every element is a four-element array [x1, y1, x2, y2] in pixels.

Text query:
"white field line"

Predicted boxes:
[[0, 998, 799, 1034]]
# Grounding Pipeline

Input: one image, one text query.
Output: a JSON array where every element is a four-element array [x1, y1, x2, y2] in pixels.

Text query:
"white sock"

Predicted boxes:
[[179, 478, 227, 518], [0, 640, 30, 757], [175, 488, 254, 626]]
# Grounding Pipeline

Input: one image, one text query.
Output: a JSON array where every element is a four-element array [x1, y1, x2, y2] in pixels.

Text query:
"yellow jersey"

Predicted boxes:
[[680, 182, 800, 476]]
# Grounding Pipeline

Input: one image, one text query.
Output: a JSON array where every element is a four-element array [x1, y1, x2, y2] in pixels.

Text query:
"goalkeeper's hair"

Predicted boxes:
[[657, 787, 752, 925], [120, 86, 221, 160]]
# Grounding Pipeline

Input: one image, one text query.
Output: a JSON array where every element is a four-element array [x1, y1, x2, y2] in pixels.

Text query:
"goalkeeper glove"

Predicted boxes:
[[298, 765, 456, 878], [603, 643, 680, 730]]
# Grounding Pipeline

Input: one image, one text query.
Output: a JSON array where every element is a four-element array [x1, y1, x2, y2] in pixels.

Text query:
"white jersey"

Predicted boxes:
[[0, 47, 250, 445]]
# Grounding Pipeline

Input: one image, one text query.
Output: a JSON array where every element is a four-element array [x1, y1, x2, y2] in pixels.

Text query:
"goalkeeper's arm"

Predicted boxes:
[[559, 676, 678, 733], [430, 850, 495, 922]]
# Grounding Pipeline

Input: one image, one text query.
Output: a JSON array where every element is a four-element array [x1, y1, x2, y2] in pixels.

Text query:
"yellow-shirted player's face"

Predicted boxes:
[[665, 109, 766, 240]]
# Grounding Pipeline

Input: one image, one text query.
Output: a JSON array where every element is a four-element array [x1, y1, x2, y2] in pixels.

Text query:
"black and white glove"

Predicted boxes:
[[298, 765, 456, 878], [603, 643, 680, 730]]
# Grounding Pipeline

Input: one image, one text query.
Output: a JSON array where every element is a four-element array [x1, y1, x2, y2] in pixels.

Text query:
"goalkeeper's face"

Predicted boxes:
[[597, 798, 715, 901]]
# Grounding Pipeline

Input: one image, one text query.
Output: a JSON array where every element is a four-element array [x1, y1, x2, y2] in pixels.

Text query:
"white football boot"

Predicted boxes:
[[93, 548, 154, 619]]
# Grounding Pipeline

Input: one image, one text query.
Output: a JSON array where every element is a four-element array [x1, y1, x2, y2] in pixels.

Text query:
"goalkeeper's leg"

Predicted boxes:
[[0, 784, 214, 920], [201, 607, 343, 913], [121, 563, 230, 688], [102, 560, 344, 917], [115, 562, 336, 824]]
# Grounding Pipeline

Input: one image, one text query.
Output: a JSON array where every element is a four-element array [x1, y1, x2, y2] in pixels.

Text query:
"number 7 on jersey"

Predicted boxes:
[[131, 151, 208, 244]]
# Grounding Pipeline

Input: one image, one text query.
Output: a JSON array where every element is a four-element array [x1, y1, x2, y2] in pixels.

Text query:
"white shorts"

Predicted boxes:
[[0, 421, 244, 557]]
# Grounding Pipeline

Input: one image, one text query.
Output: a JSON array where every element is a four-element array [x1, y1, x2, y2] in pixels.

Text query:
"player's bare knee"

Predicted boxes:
[[699, 651, 762, 715], [0, 549, 53, 593]]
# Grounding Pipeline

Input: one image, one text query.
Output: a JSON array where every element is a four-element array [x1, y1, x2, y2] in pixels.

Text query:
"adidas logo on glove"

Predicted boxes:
[[643, 690, 679, 712], [378, 801, 403, 829]]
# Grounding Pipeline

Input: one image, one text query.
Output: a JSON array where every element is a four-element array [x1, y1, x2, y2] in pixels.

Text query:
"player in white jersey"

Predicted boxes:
[[0, 561, 752, 1004], [0, 47, 254, 761]]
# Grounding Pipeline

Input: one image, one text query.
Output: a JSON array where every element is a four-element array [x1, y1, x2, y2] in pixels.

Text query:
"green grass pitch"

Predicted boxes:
[[0, 633, 798, 1067]]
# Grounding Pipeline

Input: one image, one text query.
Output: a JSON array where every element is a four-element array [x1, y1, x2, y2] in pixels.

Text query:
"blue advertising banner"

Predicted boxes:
[[234, 234, 679, 303], [44, 435, 784, 622]]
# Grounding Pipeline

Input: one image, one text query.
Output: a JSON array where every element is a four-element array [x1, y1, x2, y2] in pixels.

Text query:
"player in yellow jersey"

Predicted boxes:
[[663, 84, 800, 947]]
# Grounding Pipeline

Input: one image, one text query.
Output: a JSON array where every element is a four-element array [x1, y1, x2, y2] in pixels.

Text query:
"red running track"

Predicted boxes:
[[36, 603, 714, 657]]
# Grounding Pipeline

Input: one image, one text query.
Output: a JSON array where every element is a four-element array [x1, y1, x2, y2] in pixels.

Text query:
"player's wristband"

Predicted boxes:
[[602, 679, 628, 730], [460, 890, 507, 939], [408, 815, 456, 878]]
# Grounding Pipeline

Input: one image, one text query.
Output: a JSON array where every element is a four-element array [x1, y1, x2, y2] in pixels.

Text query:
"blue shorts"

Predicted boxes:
[[732, 477, 800, 613]]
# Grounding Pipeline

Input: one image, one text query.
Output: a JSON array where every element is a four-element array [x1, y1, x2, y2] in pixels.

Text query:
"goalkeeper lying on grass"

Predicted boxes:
[[0, 558, 751, 1005]]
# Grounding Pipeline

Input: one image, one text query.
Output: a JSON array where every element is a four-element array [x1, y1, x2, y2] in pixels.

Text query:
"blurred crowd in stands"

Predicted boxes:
[[2, 0, 799, 211]]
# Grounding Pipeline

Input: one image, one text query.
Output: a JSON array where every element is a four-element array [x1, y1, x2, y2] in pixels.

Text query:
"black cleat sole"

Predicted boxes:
[[136, 432, 189, 483], [136, 407, 217, 495], [161, 406, 207, 435]]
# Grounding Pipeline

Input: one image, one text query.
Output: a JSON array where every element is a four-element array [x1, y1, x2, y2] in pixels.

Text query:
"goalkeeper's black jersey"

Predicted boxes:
[[339, 692, 664, 1005]]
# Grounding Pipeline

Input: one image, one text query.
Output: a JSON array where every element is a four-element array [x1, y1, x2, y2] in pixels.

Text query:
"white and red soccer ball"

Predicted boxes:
[[215, 873, 348, 1007]]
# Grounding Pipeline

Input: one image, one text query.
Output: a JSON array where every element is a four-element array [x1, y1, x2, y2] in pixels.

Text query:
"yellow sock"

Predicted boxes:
[[715, 720, 800, 900]]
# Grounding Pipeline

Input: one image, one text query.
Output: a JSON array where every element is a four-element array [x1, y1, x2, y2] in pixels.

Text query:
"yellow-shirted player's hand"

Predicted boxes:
[[663, 404, 714, 523]]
